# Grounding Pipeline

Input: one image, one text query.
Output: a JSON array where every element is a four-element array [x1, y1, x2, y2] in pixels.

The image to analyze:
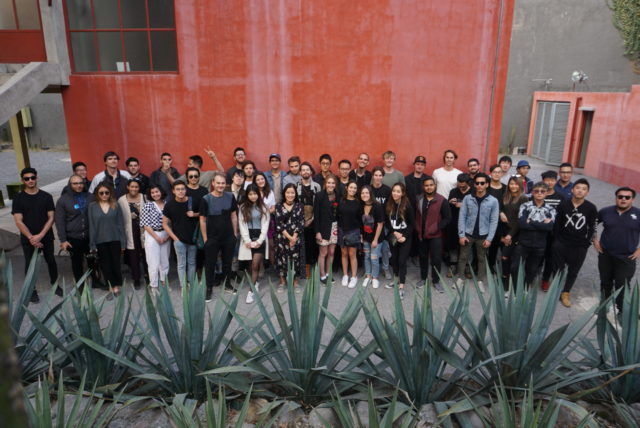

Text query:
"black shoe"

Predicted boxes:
[[92, 282, 108, 290], [205, 288, 213, 302], [54, 286, 64, 297], [133, 280, 142, 290], [224, 285, 237, 295], [30, 290, 40, 304]]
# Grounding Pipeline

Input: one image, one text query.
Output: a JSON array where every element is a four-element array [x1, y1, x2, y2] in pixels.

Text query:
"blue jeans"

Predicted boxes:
[[380, 239, 391, 273], [174, 240, 197, 287], [363, 241, 383, 278]]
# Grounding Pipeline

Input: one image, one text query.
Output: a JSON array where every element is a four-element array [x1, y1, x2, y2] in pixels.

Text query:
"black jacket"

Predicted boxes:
[[313, 190, 338, 239], [55, 191, 94, 241]]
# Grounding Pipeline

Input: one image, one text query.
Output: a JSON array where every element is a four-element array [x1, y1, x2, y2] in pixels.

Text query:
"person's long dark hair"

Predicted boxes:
[[386, 183, 409, 220], [504, 175, 525, 205], [359, 185, 377, 207], [281, 183, 298, 205], [241, 184, 267, 224], [255, 171, 272, 198], [342, 180, 358, 201]]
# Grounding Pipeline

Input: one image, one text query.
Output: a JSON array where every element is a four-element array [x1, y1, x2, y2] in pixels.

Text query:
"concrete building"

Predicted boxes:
[[1, 0, 515, 177], [500, 0, 640, 154]]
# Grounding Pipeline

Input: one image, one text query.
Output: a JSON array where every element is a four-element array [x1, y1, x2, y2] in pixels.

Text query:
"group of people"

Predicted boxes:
[[11, 147, 639, 315]]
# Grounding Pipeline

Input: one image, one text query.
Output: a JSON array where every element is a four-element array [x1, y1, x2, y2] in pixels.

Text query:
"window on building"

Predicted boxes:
[[0, 0, 41, 30], [65, 0, 177, 73]]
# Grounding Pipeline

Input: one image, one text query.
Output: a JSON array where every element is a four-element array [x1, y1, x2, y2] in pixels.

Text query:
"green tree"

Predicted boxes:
[[609, 0, 640, 72]]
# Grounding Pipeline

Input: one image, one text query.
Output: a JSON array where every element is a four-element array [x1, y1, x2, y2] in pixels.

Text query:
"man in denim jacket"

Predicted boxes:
[[456, 173, 499, 291]]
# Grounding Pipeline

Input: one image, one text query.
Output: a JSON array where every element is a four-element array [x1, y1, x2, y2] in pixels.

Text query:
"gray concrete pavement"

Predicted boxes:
[[0, 148, 71, 204], [2, 155, 639, 351]]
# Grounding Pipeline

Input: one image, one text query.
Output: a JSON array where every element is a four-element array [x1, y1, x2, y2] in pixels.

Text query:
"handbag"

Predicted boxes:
[[342, 229, 361, 246], [192, 223, 205, 249]]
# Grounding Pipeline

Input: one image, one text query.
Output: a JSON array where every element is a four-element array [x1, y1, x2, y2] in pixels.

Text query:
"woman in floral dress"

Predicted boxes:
[[274, 183, 305, 292]]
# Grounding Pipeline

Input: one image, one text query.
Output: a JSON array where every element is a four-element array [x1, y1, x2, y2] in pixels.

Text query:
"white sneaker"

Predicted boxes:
[[455, 278, 465, 289], [362, 277, 371, 288], [477, 281, 485, 293], [245, 291, 254, 304], [341, 275, 349, 286], [372, 279, 380, 289], [348, 277, 357, 289]]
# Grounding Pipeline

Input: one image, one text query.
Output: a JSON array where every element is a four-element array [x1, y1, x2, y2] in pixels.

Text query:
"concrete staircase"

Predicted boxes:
[[0, 62, 66, 126]]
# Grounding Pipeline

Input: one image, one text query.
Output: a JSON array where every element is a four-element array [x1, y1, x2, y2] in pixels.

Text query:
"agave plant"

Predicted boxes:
[[163, 383, 252, 428], [78, 278, 249, 399], [613, 398, 640, 428], [5, 251, 68, 381], [577, 281, 640, 403], [226, 270, 377, 406], [433, 266, 603, 396], [24, 372, 135, 428], [27, 284, 142, 388], [438, 380, 598, 428], [327, 384, 418, 428], [362, 281, 467, 407]]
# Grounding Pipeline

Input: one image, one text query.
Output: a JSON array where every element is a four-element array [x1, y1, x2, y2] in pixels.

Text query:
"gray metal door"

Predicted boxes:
[[531, 101, 570, 166]]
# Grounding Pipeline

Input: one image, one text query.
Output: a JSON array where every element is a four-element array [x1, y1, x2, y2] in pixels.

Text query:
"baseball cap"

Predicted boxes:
[[269, 153, 281, 161], [516, 160, 530, 168], [414, 155, 426, 164]]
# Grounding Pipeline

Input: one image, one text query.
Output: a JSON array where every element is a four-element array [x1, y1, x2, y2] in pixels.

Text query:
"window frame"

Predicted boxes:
[[63, 0, 179, 74]]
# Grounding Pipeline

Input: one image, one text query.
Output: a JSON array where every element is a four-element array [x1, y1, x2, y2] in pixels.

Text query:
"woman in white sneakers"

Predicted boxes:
[[238, 184, 269, 304]]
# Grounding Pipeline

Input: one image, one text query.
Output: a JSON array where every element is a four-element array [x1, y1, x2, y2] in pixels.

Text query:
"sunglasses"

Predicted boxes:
[[188, 175, 199, 179], [23, 176, 37, 181], [617, 194, 632, 200], [474, 181, 487, 186], [98, 191, 110, 196]]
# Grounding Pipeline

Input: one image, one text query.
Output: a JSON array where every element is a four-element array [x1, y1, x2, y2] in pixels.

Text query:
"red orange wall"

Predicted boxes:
[[62, 0, 514, 177], [528, 86, 640, 187]]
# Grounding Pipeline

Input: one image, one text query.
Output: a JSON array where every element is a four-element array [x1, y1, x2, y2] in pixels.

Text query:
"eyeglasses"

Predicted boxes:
[[98, 191, 110, 196], [70, 182, 84, 185], [23, 176, 37, 181], [474, 181, 487, 186], [188, 175, 199, 179], [617, 194, 632, 200], [532, 189, 547, 194]]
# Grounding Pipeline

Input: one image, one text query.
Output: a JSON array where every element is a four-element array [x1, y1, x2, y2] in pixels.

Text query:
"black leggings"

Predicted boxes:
[[22, 237, 58, 285], [390, 236, 412, 284], [96, 241, 123, 287]]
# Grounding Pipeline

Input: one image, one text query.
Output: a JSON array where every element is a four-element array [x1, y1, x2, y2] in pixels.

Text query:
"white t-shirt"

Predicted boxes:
[[500, 167, 515, 184], [432, 167, 462, 199], [263, 191, 276, 210]]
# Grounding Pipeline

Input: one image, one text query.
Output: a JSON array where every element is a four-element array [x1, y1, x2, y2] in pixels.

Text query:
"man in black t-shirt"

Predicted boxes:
[[164, 181, 198, 288], [12, 167, 59, 303], [370, 167, 393, 279], [199, 173, 238, 300], [551, 179, 598, 308]]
